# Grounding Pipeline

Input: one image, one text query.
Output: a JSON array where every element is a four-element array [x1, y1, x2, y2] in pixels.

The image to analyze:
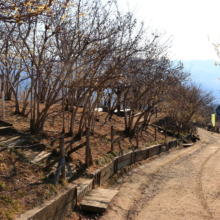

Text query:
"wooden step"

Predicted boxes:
[[0, 136, 21, 147], [183, 143, 194, 148], [31, 151, 51, 163], [0, 126, 11, 134], [80, 188, 118, 213]]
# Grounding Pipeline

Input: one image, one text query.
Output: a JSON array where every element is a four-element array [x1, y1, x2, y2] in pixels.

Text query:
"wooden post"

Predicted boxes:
[[89, 147, 93, 165], [165, 125, 167, 138], [136, 125, 139, 148], [59, 137, 66, 180], [86, 127, 90, 168], [178, 125, 180, 136], [2, 91, 5, 121], [111, 125, 114, 151], [62, 88, 65, 134], [155, 126, 157, 141], [155, 107, 157, 118]]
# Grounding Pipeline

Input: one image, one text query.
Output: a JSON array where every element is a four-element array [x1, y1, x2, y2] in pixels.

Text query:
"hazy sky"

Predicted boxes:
[[119, 0, 220, 61]]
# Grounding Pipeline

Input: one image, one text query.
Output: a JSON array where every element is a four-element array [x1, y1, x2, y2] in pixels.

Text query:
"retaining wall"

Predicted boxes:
[[17, 139, 178, 220], [91, 140, 177, 186], [16, 184, 77, 220]]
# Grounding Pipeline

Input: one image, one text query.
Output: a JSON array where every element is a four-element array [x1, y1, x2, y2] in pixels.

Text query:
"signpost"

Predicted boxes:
[[211, 114, 215, 127]]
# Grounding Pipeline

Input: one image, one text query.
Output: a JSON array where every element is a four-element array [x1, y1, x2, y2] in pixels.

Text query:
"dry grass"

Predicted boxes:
[[0, 148, 67, 220], [0, 100, 171, 169]]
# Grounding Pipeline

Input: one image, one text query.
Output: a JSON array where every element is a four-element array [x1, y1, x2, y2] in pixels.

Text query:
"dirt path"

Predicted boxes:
[[100, 128, 220, 220]]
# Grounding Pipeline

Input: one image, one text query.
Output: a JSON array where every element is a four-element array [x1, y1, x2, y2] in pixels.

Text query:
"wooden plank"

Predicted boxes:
[[80, 188, 118, 213], [118, 153, 132, 163], [67, 142, 86, 155], [100, 161, 115, 184], [31, 151, 51, 163], [0, 126, 11, 132], [183, 143, 193, 148], [135, 154, 145, 162], [45, 157, 60, 170], [135, 149, 148, 156], [0, 136, 20, 143], [149, 146, 160, 157], [134, 149, 149, 162], [118, 159, 131, 170]]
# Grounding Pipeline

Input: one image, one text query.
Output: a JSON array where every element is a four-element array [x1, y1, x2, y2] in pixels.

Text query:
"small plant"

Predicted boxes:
[[0, 181, 5, 191], [96, 157, 106, 166], [18, 191, 27, 197], [110, 151, 118, 157], [10, 148, 30, 163], [178, 140, 183, 145], [0, 195, 21, 220], [94, 152, 116, 167], [0, 143, 6, 148], [104, 152, 112, 160], [12, 165, 17, 176], [58, 179, 68, 186], [0, 195, 13, 205]]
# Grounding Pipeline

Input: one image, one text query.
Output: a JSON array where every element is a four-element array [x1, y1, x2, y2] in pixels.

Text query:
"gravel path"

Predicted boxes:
[[100, 128, 220, 220]]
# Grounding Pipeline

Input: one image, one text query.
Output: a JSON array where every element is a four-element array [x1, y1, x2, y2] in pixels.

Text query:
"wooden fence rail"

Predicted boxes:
[[67, 142, 86, 155], [45, 157, 61, 170], [45, 131, 94, 184]]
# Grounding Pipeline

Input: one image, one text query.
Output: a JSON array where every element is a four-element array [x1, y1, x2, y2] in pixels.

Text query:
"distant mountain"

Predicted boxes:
[[172, 59, 220, 101]]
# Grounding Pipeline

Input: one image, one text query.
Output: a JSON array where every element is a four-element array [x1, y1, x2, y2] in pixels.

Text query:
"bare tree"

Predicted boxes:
[[0, 0, 56, 23], [166, 83, 214, 132]]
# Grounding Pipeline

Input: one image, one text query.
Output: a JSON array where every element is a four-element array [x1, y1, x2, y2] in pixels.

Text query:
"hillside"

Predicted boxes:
[[0, 100, 171, 167], [0, 100, 174, 219]]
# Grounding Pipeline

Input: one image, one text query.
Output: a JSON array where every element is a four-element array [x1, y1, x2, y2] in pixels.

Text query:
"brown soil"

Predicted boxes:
[[1, 100, 171, 170]]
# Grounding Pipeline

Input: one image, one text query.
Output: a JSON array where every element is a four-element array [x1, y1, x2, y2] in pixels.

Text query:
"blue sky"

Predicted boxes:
[[173, 60, 220, 101], [119, 0, 220, 61]]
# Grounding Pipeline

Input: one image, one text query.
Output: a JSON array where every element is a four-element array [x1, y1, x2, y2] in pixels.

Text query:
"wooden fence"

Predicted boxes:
[[45, 127, 93, 185], [91, 139, 178, 186], [45, 122, 184, 185]]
